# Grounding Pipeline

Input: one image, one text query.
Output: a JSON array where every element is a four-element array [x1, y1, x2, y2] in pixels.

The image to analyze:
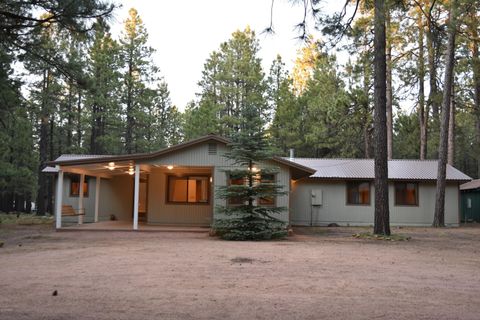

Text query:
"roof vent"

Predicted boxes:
[[208, 143, 217, 155]]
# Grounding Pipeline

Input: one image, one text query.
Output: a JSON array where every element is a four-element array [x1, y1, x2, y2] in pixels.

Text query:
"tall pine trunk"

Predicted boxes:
[[447, 83, 455, 165], [363, 37, 371, 159], [472, 27, 480, 178], [66, 81, 74, 150], [426, 0, 439, 121], [386, 10, 393, 160], [36, 69, 50, 216], [434, 1, 457, 227], [125, 57, 134, 154], [373, 0, 390, 235], [418, 6, 428, 160], [76, 91, 82, 149]]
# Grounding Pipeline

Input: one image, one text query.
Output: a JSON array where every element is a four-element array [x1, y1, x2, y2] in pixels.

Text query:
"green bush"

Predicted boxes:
[[212, 217, 287, 241]]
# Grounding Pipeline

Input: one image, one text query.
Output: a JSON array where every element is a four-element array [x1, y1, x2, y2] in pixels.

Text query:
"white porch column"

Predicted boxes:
[[133, 164, 140, 230], [55, 167, 64, 229], [94, 177, 101, 223], [78, 174, 85, 224]]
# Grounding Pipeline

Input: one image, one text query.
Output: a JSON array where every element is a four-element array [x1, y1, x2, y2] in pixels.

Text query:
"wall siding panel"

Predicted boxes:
[[290, 179, 459, 226], [143, 142, 291, 223]]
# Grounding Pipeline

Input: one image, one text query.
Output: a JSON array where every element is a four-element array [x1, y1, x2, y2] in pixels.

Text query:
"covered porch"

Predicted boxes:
[[47, 158, 214, 231]]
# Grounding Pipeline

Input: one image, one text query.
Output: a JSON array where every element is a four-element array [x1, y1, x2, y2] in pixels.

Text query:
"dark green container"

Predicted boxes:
[[461, 190, 480, 222]]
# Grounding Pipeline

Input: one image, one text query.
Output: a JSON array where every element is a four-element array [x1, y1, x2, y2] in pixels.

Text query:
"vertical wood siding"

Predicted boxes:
[[290, 179, 460, 226], [143, 142, 291, 223]]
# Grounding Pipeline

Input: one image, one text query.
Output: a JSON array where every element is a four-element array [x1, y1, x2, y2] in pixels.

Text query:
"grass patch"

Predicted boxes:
[[352, 232, 411, 241], [0, 213, 54, 225]]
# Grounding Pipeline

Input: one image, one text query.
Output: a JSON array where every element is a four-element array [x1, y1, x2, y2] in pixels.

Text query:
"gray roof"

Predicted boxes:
[[460, 179, 480, 190], [55, 154, 115, 162], [285, 158, 472, 181], [42, 166, 59, 173]]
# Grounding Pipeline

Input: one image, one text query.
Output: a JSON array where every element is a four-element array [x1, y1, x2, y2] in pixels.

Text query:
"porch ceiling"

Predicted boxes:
[[61, 161, 152, 178]]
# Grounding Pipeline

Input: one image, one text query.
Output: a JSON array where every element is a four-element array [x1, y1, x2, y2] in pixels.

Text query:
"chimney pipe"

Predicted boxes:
[[289, 148, 295, 160]]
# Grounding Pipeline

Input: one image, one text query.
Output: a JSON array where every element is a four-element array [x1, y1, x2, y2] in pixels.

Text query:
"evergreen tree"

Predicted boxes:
[[188, 27, 268, 138], [268, 55, 302, 154], [213, 104, 288, 240], [0, 49, 37, 213], [86, 24, 123, 154], [119, 8, 161, 153]]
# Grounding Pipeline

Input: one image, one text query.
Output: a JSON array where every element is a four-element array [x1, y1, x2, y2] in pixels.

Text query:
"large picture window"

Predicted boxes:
[[346, 181, 370, 205], [70, 175, 88, 197], [395, 182, 418, 206], [167, 176, 209, 204]]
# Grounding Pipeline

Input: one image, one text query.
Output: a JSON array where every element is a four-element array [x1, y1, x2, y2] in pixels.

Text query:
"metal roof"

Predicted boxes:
[[42, 166, 59, 173], [284, 158, 472, 181], [49, 135, 230, 166], [460, 179, 480, 190], [46, 135, 314, 179], [55, 154, 116, 162]]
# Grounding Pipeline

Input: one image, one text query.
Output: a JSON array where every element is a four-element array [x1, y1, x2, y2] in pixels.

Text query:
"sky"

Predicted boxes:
[[110, 0, 338, 110]]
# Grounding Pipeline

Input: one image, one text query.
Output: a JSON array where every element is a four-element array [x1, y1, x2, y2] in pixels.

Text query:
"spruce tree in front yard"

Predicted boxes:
[[213, 103, 288, 240]]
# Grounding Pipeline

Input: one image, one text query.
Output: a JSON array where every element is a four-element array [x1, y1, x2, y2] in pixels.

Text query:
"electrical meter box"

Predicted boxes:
[[311, 189, 323, 206]]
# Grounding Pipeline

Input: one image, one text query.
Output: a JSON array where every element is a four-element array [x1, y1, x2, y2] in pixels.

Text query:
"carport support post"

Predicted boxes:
[[94, 177, 100, 222], [55, 168, 64, 229], [133, 164, 140, 230], [78, 174, 85, 224]]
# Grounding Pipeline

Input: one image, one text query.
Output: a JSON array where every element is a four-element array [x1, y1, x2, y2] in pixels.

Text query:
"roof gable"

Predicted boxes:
[[50, 135, 229, 166]]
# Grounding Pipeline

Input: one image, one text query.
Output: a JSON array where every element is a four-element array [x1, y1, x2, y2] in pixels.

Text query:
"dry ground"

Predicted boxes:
[[1, 224, 480, 320]]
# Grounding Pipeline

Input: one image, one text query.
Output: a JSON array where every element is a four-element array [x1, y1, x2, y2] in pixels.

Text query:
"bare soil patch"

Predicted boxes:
[[1, 224, 479, 320]]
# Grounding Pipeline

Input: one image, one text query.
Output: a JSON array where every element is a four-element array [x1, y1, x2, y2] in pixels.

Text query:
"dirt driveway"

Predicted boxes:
[[1, 224, 479, 320]]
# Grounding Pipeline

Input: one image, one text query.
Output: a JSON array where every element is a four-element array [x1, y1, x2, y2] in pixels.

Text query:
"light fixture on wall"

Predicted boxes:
[[107, 162, 115, 170], [167, 165, 174, 170], [128, 166, 135, 175]]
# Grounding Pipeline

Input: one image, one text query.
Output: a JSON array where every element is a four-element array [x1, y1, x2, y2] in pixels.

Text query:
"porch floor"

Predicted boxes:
[[59, 220, 210, 233]]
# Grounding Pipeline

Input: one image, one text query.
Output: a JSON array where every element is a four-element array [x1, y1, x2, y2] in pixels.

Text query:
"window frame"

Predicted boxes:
[[166, 174, 211, 205], [69, 175, 89, 197], [258, 173, 276, 206], [394, 181, 419, 207], [227, 174, 246, 206], [345, 180, 371, 206]]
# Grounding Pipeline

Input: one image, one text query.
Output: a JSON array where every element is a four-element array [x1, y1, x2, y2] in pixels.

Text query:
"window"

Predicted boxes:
[[346, 181, 370, 205], [167, 176, 209, 204], [228, 176, 245, 206], [395, 182, 418, 206], [258, 174, 275, 206], [70, 175, 88, 197]]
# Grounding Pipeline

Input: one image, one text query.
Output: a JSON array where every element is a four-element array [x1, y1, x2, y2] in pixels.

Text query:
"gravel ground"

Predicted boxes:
[[0, 224, 479, 320]]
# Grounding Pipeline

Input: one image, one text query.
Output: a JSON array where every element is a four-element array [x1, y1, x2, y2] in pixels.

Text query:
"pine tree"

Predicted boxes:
[[119, 8, 161, 153], [190, 27, 268, 138], [86, 24, 123, 155], [213, 104, 288, 240]]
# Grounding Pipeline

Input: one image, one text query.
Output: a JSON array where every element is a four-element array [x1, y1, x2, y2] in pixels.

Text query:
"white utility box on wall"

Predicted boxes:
[[311, 189, 323, 206]]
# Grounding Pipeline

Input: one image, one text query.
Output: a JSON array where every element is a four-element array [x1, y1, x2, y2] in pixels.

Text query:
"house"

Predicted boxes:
[[460, 179, 480, 222], [44, 135, 314, 230], [289, 158, 470, 226], [44, 134, 471, 230]]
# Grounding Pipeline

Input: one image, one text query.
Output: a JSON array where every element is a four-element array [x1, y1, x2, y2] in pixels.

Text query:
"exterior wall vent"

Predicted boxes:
[[208, 143, 217, 155]]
